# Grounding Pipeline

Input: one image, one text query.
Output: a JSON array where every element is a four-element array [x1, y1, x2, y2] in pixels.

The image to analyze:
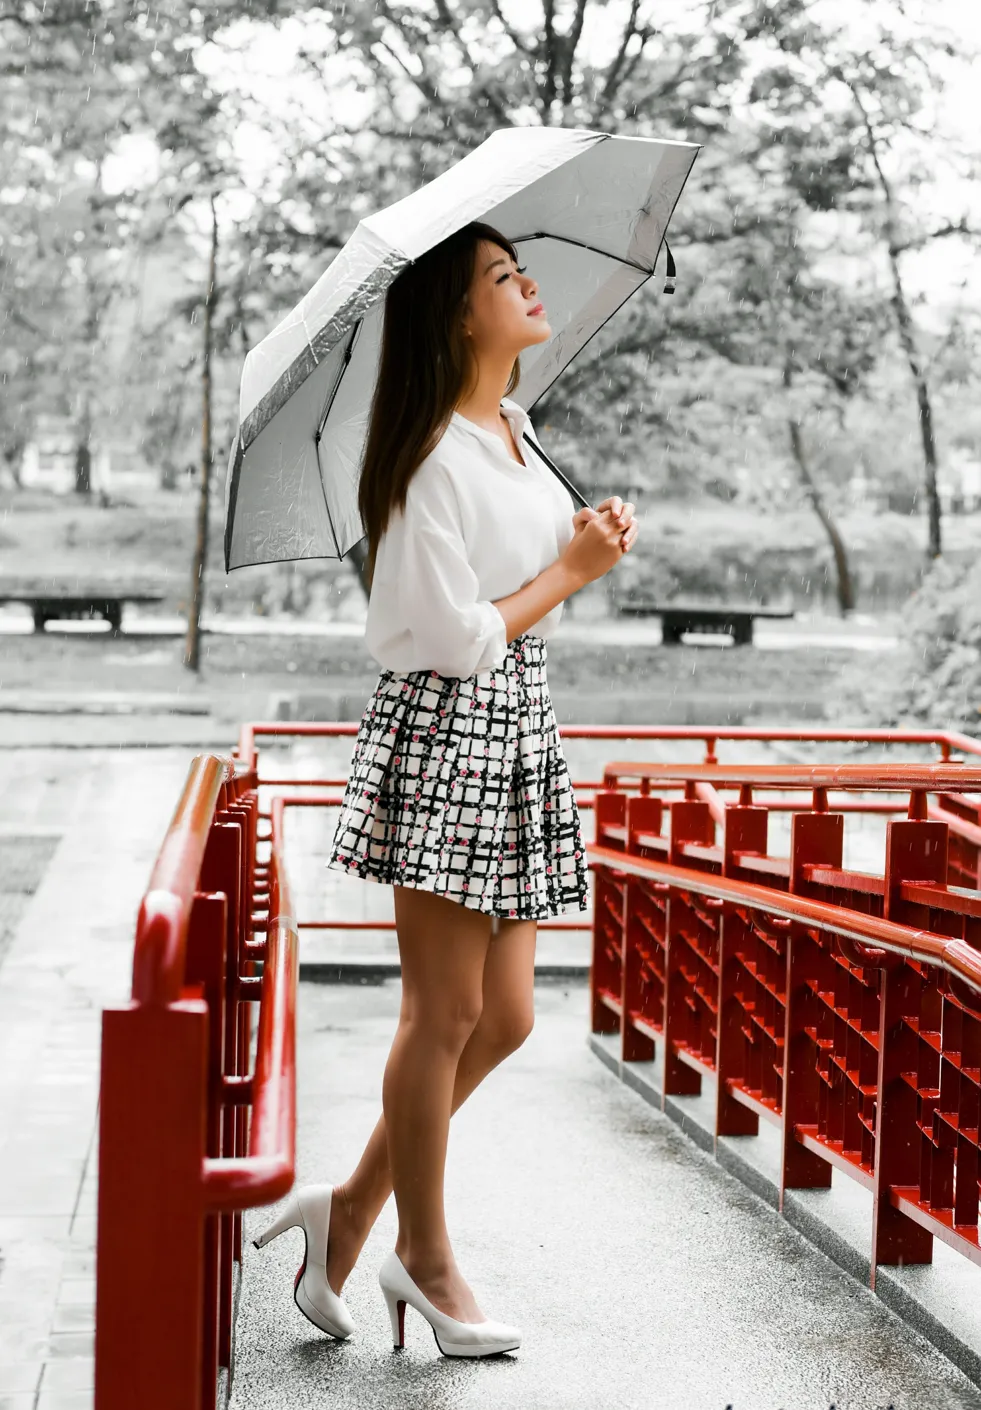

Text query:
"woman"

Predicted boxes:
[[255, 220, 639, 1358]]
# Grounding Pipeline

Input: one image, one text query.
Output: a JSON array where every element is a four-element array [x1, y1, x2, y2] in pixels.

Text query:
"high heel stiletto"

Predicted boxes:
[[378, 1251, 521, 1358], [253, 1185, 356, 1339]]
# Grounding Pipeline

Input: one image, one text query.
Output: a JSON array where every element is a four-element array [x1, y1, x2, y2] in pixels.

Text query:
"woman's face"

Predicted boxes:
[[461, 239, 552, 358]]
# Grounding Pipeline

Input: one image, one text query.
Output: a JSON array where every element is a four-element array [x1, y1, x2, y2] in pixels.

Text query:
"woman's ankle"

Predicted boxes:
[[333, 1181, 383, 1243], [394, 1238, 455, 1280]]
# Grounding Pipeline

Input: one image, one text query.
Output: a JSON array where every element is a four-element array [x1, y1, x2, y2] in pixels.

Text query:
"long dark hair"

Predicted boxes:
[[357, 221, 520, 586]]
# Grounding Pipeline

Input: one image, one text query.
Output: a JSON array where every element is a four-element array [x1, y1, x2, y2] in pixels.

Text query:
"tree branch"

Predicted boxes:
[[1, 304, 52, 340], [541, 0, 558, 118], [600, 0, 641, 109], [894, 217, 977, 253], [431, 0, 506, 116], [625, 57, 695, 116], [372, 33, 447, 112], [488, 0, 530, 55], [560, 0, 588, 113]]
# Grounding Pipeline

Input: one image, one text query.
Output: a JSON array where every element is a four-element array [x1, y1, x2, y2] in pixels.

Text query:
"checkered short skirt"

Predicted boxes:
[[325, 632, 590, 920]]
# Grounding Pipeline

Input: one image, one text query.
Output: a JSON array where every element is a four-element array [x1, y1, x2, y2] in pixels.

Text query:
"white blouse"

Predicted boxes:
[[364, 397, 578, 678]]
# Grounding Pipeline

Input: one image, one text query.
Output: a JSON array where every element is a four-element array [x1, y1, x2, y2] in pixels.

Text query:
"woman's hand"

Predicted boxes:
[[593, 496, 637, 551], [561, 497, 640, 588]]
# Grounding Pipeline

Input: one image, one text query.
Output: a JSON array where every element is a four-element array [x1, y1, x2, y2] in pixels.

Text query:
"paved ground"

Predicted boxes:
[[231, 981, 981, 1410], [0, 749, 192, 1410]]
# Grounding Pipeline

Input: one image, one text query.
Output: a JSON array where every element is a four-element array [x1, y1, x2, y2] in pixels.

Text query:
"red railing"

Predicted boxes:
[[589, 758, 981, 1286], [232, 723, 981, 939], [91, 721, 981, 1403], [95, 755, 298, 1410]]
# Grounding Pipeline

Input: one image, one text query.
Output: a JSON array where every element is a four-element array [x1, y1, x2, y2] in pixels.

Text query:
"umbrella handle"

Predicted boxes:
[[521, 433, 592, 512]]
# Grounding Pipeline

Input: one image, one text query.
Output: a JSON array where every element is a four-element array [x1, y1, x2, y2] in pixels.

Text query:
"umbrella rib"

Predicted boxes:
[[509, 231, 651, 276], [316, 322, 361, 443], [314, 321, 363, 557], [314, 433, 346, 560]]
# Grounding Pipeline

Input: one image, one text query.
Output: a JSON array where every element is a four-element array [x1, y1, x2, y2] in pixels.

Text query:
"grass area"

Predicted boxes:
[[614, 503, 981, 613], [0, 625, 864, 730]]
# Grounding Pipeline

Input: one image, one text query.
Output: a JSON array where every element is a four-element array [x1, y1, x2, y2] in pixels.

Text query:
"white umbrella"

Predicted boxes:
[[224, 124, 700, 571]]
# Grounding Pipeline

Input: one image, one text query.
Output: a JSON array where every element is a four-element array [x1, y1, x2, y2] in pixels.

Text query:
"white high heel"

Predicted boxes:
[[378, 1250, 521, 1358], [253, 1185, 356, 1339]]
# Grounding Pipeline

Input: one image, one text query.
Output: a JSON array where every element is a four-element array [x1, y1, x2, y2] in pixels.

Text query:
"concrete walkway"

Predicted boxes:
[[0, 749, 193, 1409], [231, 980, 981, 1410]]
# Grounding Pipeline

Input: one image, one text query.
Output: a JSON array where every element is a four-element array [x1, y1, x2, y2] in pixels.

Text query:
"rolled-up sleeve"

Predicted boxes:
[[365, 464, 509, 678]]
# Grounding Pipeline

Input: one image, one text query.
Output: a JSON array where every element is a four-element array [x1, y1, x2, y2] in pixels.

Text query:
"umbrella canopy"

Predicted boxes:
[[224, 124, 700, 572]]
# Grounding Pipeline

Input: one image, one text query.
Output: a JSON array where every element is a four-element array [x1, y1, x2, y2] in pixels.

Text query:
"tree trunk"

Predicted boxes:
[[74, 396, 92, 495], [885, 244, 942, 559], [784, 361, 855, 616], [852, 84, 942, 560], [184, 195, 219, 673], [5, 445, 23, 489]]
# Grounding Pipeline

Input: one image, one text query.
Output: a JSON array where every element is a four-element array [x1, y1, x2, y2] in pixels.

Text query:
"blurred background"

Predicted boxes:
[[3, 0, 981, 733]]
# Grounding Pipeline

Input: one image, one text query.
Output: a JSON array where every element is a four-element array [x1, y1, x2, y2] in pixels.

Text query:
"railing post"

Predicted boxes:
[[871, 818, 948, 1284], [621, 796, 666, 1062], [200, 817, 246, 1369], [663, 800, 715, 1098], [185, 893, 229, 1410], [780, 812, 842, 1204], [95, 1002, 209, 1410], [716, 803, 770, 1139], [591, 791, 626, 1038], [621, 878, 654, 1063]]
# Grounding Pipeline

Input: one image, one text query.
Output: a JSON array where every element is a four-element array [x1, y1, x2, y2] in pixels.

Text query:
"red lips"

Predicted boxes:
[[528, 302, 544, 316]]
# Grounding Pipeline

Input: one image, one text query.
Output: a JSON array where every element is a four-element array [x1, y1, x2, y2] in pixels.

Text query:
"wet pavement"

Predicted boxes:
[[0, 748, 193, 1409], [231, 980, 981, 1410]]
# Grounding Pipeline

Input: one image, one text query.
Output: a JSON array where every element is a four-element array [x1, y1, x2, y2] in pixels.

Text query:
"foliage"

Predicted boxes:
[[832, 557, 981, 733], [1, 0, 979, 575]]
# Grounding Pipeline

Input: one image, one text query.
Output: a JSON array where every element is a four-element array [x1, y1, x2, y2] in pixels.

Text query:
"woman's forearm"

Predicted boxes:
[[492, 559, 586, 645]]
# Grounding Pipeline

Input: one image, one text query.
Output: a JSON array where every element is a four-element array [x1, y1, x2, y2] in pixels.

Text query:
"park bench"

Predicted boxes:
[[0, 587, 164, 634], [616, 599, 795, 646]]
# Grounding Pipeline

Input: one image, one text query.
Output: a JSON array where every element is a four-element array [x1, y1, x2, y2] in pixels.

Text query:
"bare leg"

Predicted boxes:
[[325, 891, 537, 1313]]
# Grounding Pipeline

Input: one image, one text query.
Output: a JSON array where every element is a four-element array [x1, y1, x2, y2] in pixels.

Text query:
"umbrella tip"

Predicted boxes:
[[663, 238, 677, 294]]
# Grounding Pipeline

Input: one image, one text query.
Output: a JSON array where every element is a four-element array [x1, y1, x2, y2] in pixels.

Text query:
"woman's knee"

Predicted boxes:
[[478, 998, 535, 1058], [402, 987, 485, 1054]]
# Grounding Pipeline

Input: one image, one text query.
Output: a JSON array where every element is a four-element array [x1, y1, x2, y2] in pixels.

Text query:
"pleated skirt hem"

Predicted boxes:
[[324, 632, 590, 921]]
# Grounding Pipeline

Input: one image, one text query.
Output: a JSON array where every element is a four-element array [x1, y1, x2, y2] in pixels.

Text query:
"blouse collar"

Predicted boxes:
[[449, 398, 531, 461]]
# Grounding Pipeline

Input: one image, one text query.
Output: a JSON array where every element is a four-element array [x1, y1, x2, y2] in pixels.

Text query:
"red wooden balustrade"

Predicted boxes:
[[232, 723, 981, 939], [95, 755, 298, 1410], [91, 722, 981, 1403], [589, 761, 981, 1286]]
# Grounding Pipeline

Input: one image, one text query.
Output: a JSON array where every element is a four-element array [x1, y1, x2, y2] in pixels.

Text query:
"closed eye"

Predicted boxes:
[[496, 265, 528, 283]]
